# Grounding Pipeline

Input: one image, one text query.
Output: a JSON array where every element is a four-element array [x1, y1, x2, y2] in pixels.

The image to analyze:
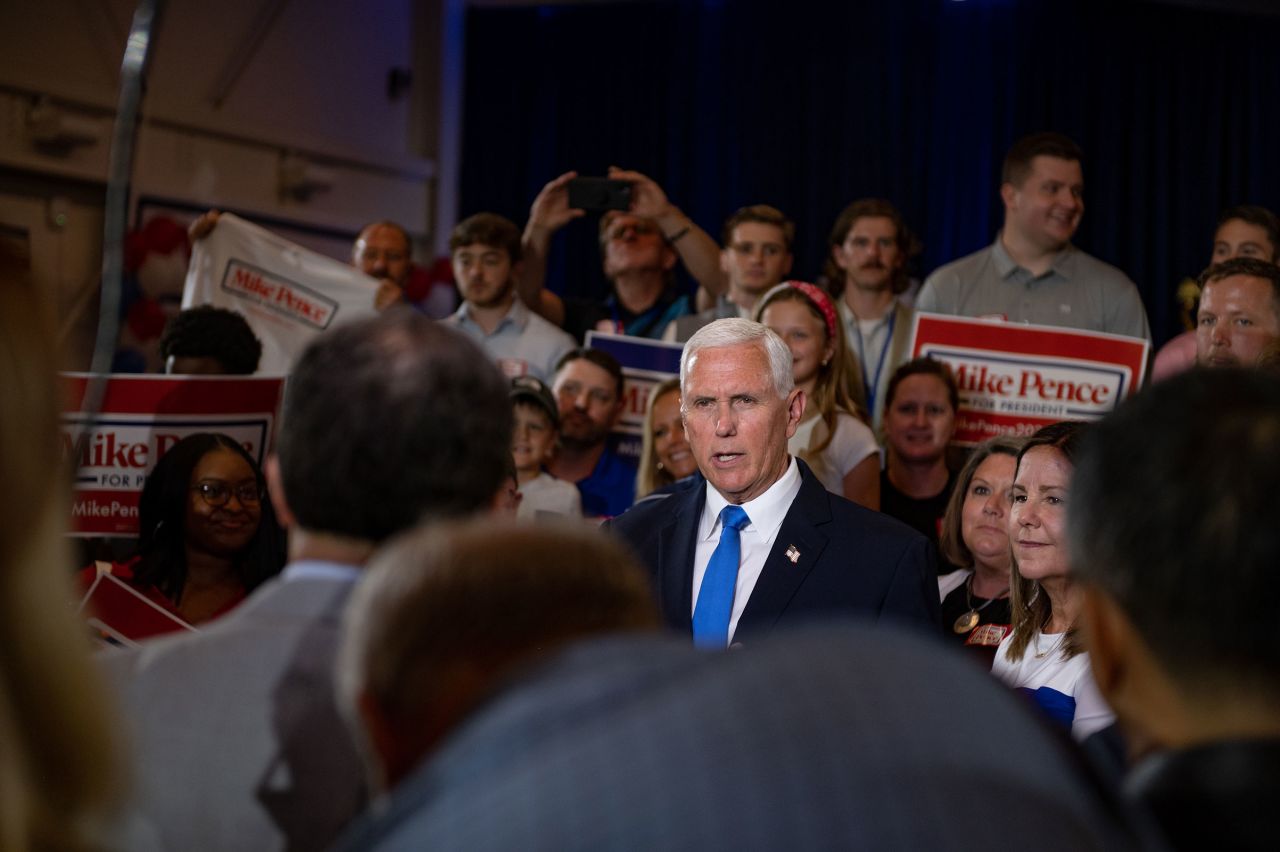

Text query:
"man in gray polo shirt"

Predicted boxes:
[[917, 133, 1150, 342]]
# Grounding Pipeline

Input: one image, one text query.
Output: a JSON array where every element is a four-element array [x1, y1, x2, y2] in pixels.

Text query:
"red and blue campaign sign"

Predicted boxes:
[[62, 374, 286, 536], [907, 314, 1150, 446], [585, 331, 684, 440]]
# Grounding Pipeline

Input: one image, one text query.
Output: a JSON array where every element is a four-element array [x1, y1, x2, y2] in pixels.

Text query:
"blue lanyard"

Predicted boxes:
[[853, 309, 896, 410]]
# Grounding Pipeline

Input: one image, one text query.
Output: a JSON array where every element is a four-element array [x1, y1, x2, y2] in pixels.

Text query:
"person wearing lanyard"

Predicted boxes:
[[824, 198, 919, 432]]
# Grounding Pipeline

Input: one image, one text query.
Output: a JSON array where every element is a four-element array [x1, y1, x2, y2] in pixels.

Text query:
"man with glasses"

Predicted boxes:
[[667, 205, 796, 343], [350, 220, 417, 311], [519, 167, 728, 342], [549, 347, 637, 518]]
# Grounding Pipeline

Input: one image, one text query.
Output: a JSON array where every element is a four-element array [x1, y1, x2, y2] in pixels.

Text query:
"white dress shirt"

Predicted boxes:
[[691, 457, 803, 645]]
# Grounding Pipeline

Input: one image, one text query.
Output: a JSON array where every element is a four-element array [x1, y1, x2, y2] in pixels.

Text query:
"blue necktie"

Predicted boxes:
[[692, 505, 751, 649]]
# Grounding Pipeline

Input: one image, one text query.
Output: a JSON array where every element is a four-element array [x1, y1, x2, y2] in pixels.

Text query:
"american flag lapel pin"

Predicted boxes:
[[785, 544, 800, 564]]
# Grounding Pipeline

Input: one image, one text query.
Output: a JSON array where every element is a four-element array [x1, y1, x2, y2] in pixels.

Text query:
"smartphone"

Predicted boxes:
[[567, 177, 632, 212]]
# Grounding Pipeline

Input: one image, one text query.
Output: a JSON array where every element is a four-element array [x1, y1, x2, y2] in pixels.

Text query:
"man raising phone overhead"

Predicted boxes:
[[519, 167, 727, 342]]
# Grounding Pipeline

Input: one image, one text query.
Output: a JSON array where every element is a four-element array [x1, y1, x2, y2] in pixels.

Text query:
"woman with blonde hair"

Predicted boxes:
[[0, 246, 121, 850], [991, 421, 1113, 740], [634, 376, 698, 500], [755, 281, 879, 509]]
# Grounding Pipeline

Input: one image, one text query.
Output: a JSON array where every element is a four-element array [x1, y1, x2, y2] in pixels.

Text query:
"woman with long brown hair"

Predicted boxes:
[[991, 421, 1113, 739]]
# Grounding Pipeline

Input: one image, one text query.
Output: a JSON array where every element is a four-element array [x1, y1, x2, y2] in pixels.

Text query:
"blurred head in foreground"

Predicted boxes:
[[0, 244, 121, 851], [337, 519, 660, 791]]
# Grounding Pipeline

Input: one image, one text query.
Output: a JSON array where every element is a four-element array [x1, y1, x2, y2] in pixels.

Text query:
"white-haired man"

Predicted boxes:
[[608, 318, 938, 648]]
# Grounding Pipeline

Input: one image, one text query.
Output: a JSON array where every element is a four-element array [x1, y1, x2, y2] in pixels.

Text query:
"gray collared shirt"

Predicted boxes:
[[917, 237, 1151, 341]]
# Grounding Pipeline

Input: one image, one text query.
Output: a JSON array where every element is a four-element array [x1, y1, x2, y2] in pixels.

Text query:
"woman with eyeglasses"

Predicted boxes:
[[79, 432, 285, 633]]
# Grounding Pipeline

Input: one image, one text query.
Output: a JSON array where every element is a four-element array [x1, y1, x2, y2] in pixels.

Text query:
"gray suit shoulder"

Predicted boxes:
[[336, 625, 1138, 851]]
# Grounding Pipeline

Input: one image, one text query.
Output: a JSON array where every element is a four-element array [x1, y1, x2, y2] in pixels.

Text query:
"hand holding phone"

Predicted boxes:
[[566, 177, 632, 213]]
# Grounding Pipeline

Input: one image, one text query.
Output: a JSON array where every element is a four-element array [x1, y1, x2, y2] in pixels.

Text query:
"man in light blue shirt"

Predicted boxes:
[[444, 213, 576, 382]]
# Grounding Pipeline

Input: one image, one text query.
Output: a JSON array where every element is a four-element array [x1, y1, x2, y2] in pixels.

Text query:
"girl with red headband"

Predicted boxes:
[[755, 281, 880, 509]]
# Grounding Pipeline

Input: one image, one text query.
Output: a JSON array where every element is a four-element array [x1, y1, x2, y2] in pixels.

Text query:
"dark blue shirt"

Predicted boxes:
[[577, 436, 638, 519]]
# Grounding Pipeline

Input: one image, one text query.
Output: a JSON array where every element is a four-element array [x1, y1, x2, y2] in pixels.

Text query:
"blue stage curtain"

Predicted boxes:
[[460, 0, 1280, 345]]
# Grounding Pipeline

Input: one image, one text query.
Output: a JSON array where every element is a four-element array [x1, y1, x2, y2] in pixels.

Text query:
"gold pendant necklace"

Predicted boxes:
[[952, 573, 1008, 634]]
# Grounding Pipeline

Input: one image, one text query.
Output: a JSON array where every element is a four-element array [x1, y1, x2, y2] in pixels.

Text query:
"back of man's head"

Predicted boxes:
[[1070, 368, 1280, 704], [337, 518, 660, 790], [277, 311, 512, 542]]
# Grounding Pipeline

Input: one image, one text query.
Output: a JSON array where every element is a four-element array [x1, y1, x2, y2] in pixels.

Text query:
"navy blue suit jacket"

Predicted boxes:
[[608, 460, 940, 643]]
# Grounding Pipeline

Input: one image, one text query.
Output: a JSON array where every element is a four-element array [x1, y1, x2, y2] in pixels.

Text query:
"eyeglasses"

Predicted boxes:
[[192, 481, 263, 508]]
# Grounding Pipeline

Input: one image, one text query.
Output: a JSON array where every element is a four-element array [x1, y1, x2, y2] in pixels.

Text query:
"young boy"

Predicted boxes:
[[510, 376, 582, 520], [444, 213, 576, 382]]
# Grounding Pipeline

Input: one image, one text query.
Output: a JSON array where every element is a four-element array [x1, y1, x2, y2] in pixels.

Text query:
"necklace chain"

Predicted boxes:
[[964, 573, 1008, 613]]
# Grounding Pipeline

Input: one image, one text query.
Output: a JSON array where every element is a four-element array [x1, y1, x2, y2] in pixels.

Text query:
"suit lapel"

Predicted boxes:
[[736, 465, 831, 642], [656, 480, 705, 635]]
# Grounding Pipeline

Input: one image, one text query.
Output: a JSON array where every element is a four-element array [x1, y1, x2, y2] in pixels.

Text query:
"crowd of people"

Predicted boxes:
[[1, 127, 1278, 851]]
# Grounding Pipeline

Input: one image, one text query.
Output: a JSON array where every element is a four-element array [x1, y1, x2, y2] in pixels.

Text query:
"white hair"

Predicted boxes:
[[680, 318, 794, 401]]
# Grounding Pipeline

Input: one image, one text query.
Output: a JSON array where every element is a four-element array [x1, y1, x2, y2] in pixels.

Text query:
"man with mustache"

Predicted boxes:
[[826, 198, 919, 430], [917, 132, 1150, 343]]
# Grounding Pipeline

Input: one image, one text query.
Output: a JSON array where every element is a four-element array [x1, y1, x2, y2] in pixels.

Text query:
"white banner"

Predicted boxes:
[[182, 213, 379, 374]]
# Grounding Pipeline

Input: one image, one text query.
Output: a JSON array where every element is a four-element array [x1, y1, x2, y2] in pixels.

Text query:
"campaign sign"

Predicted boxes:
[[907, 313, 1149, 446], [584, 332, 683, 455], [183, 212, 379, 374], [62, 374, 285, 536], [220, 259, 339, 330]]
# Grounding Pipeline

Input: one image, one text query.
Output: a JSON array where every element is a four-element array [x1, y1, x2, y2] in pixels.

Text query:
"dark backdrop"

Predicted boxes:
[[459, 0, 1280, 345]]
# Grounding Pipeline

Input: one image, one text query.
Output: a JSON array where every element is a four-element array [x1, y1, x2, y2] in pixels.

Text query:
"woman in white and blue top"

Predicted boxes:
[[991, 421, 1114, 740]]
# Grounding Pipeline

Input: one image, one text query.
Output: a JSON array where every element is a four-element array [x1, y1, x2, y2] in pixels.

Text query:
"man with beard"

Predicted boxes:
[[442, 213, 575, 382], [1194, 256, 1280, 368], [1153, 205, 1280, 380], [917, 133, 1150, 342], [549, 348, 636, 518], [825, 198, 919, 430]]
